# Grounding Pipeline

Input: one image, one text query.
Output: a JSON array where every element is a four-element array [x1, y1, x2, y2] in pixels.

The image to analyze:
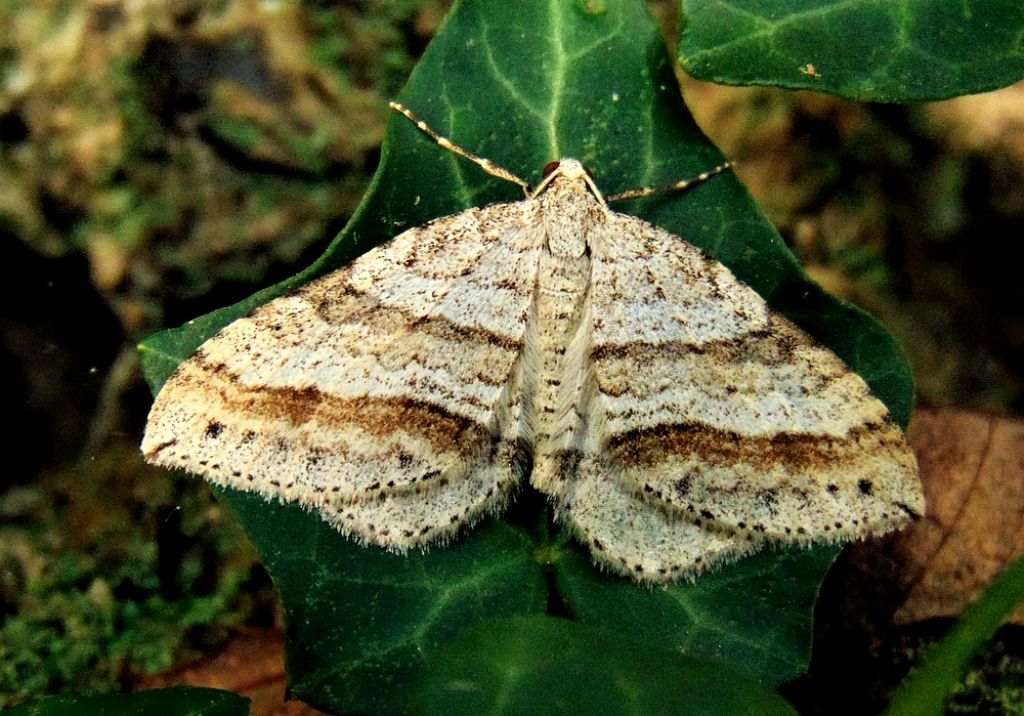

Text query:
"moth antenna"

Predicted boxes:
[[606, 161, 735, 202], [389, 101, 532, 197]]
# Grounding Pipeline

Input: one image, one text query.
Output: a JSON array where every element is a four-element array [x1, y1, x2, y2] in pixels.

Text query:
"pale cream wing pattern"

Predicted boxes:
[[142, 202, 543, 549], [561, 455, 765, 581], [586, 212, 924, 547]]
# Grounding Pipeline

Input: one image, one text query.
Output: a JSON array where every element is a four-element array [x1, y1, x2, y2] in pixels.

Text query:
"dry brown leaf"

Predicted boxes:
[[137, 627, 328, 716], [892, 408, 1024, 625], [925, 81, 1024, 164], [793, 410, 1024, 716]]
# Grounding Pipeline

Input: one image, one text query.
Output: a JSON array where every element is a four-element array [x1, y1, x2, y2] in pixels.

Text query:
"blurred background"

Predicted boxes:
[[1, 1, 1022, 712]]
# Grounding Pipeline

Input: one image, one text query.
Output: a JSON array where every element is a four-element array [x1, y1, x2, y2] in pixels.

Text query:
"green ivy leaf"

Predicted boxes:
[[139, 0, 914, 713], [678, 0, 1024, 102], [6, 687, 248, 716], [219, 488, 546, 715], [551, 536, 837, 685], [414, 615, 799, 715]]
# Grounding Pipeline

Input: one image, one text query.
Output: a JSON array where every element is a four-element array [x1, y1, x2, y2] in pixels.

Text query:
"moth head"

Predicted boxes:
[[534, 159, 605, 206], [542, 159, 594, 180]]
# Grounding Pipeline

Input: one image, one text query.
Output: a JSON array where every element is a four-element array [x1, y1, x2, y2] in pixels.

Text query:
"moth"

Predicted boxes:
[[142, 102, 924, 583]]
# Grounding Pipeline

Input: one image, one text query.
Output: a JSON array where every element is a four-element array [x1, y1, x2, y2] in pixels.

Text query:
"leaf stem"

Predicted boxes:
[[883, 552, 1024, 715]]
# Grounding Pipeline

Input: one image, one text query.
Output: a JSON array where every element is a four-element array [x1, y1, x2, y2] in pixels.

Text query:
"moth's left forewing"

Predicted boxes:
[[587, 212, 924, 544], [142, 202, 544, 549]]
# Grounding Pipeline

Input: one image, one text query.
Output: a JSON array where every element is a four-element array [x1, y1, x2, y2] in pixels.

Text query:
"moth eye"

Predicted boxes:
[[542, 160, 561, 177], [583, 164, 595, 179]]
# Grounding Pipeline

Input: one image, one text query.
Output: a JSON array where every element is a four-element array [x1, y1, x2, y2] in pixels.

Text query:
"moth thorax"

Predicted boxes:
[[539, 182, 600, 258]]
